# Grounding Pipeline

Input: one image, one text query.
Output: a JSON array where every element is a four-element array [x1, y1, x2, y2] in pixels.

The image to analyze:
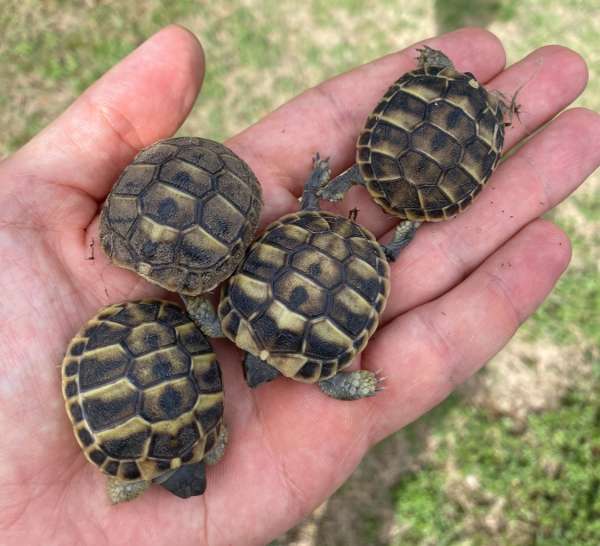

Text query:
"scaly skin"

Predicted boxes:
[[318, 370, 382, 400], [0, 25, 596, 546], [181, 294, 223, 338]]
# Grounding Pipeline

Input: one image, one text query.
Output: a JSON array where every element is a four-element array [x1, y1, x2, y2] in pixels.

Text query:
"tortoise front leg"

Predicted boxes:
[[318, 370, 382, 401], [317, 163, 364, 203]]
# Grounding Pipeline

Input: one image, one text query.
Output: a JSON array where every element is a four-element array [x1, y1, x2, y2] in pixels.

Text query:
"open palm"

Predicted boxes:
[[1, 26, 599, 546]]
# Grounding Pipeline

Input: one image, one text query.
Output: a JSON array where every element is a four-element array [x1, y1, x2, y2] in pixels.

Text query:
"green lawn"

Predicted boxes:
[[2, 1, 598, 544]]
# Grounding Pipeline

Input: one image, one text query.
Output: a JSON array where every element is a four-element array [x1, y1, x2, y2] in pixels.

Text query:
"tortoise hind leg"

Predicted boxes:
[[318, 370, 382, 401], [300, 154, 332, 211], [317, 163, 364, 203], [381, 221, 421, 262], [243, 352, 281, 388], [157, 462, 207, 498]]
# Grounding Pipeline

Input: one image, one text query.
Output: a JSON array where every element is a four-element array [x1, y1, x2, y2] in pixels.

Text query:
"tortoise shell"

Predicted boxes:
[[218, 210, 390, 382], [357, 63, 504, 221], [100, 137, 263, 295], [61, 300, 224, 483]]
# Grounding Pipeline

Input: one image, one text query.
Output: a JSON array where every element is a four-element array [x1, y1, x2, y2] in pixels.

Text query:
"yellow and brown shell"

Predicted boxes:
[[100, 137, 262, 295], [218, 210, 390, 382], [358, 63, 504, 221], [61, 300, 224, 483]]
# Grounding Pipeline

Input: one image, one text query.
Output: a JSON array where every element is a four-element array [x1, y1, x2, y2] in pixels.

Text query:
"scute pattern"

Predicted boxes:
[[100, 137, 262, 294], [219, 211, 390, 383], [358, 65, 505, 221], [61, 300, 224, 483]]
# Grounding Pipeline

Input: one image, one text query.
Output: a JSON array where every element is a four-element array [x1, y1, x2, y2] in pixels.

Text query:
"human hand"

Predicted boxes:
[[1, 25, 598, 546]]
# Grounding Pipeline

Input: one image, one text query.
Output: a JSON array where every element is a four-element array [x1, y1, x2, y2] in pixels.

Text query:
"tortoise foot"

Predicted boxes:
[[382, 221, 421, 262], [318, 370, 384, 401]]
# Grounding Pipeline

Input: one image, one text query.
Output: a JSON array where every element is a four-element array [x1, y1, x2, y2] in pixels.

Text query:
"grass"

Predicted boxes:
[[2, 1, 599, 544], [524, 258, 600, 347], [434, 0, 519, 32], [393, 380, 600, 545]]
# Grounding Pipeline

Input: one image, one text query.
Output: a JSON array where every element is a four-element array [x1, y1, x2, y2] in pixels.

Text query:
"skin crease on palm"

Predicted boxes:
[[0, 23, 599, 546]]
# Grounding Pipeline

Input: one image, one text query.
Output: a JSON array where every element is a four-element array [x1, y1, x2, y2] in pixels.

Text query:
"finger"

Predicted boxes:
[[204, 218, 570, 544], [3, 25, 204, 201], [226, 27, 506, 226], [381, 106, 600, 323], [330, 44, 589, 239], [485, 45, 588, 152], [366, 218, 571, 441], [204, 337, 381, 544]]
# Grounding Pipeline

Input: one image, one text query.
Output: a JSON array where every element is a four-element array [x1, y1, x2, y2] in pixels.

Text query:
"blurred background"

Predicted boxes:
[[1, 1, 598, 544]]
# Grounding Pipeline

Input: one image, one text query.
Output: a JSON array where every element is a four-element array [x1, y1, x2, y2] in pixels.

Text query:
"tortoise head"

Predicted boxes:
[[416, 45, 455, 70]]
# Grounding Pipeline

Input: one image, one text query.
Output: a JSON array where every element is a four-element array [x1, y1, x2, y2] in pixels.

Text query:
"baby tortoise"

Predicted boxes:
[[100, 137, 263, 336], [319, 46, 517, 259], [218, 157, 390, 400], [61, 300, 226, 503]]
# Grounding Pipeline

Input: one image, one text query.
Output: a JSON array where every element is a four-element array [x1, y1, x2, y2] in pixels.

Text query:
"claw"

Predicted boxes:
[[312, 152, 330, 171], [371, 369, 387, 389]]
